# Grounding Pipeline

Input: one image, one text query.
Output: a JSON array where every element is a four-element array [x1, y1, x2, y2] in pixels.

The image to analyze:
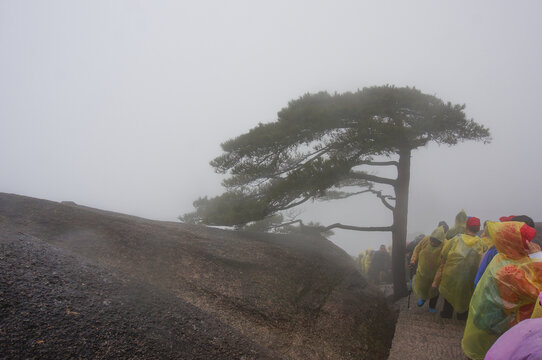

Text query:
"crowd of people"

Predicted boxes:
[[406, 210, 542, 359], [356, 244, 392, 285]]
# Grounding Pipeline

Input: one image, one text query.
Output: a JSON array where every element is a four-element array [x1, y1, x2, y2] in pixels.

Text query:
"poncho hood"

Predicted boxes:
[[487, 221, 536, 260], [446, 210, 467, 239], [430, 226, 446, 243], [455, 210, 467, 226], [461, 233, 481, 247]]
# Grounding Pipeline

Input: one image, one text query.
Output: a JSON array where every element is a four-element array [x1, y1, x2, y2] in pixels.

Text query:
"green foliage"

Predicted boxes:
[[182, 86, 491, 228], [241, 216, 333, 236], [179, 192, 268, 226], [240, 214, 286, 232]]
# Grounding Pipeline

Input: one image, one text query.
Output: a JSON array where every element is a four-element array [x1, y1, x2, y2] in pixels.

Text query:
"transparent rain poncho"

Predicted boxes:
[[446, 209, 467, 240], [461, 221, 542, 360], [480, 228, 494, 253], [438, 232, 483, 313], [412, 227, 445, 300]]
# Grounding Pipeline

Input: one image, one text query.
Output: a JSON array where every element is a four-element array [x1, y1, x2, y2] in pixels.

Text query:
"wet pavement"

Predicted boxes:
[[388, 294, 468, 360]]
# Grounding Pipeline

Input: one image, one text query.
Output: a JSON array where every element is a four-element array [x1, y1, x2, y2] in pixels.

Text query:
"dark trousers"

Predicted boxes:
[[428, 295, 439, 309], [441, 298, 468, 320]]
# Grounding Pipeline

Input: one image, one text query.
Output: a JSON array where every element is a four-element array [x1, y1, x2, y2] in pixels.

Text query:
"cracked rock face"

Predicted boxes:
[[0, 193, 396, 359]]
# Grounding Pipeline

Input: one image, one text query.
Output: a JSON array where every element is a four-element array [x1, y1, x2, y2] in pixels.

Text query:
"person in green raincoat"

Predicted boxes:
[[446, 209, 467, 240], [461, 221, 541, 360], [432, 216, 483, 319], [410, 226, 446, 312]]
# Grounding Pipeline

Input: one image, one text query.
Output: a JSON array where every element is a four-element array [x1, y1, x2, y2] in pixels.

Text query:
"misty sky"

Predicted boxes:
[[2, 1, 541, 255]]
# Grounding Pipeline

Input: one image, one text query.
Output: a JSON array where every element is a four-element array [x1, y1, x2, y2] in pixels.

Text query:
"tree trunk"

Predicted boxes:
[[391, 148, 411, 299]]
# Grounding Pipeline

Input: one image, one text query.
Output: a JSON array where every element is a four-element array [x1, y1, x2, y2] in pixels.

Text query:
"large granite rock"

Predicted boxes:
[[0, 193, 395, 359]]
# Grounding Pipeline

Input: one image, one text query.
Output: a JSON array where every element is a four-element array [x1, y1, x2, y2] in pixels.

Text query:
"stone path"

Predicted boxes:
[[387, 294, 468, 360]]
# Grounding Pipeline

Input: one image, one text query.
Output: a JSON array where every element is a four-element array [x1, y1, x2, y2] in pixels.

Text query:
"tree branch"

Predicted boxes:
[[320, 188, 374, 200], [360, 160, 398, 167], [350, 171, 397, 186], [324, 223, 393, 232], [269, 146, 332, 178], [276, 195, 313, 211], [238, 146, 333, 189], [370, 190, 396, 211], [380, 197, 395, 211], [224, 143, 334, 188], [265, 219, 304, 230]]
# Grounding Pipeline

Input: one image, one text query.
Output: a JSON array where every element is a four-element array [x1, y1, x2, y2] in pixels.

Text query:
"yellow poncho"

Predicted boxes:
[[438, 233, 483, 313], [362, 249, 372, 276], [446, 209, 467, 240], [412, 227, 445, 300]]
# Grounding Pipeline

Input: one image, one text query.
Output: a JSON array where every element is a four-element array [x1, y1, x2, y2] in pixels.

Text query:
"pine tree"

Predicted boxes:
[[182, 85, 491, 298]]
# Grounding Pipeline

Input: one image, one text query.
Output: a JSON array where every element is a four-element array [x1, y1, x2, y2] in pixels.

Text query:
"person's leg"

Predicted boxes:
[[373, 271, 380, 285], [457, 310, 468, 321], [368, 270, 376, 284], [440, 298, 453, 318], [428, 295, 439, 312]]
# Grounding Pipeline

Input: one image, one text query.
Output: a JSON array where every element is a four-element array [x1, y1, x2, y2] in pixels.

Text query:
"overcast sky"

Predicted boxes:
[[2, 1, 541, 255]]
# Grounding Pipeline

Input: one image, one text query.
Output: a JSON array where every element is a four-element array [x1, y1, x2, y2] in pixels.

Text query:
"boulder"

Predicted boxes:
[[0, 193, 396, 359]]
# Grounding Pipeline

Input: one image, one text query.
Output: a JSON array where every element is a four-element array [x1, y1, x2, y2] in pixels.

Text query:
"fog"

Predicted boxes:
[[2, 1, 541, 256]]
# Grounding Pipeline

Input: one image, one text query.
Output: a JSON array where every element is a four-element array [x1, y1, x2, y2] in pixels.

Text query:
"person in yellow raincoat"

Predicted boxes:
[[479, 221, 493, 252], [362, 249, 373, 276], [432, 216, 483, 320], [410, 226, 446, 312], [474, 215, 535, 288], [355, 252, 365, 273], [461, 221, 541, 360], [446, 209, 467, 240]]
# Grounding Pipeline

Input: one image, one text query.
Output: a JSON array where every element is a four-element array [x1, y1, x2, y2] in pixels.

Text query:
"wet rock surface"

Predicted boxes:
[[0, 193, 396, 359], [0, 233, 278, 359]]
